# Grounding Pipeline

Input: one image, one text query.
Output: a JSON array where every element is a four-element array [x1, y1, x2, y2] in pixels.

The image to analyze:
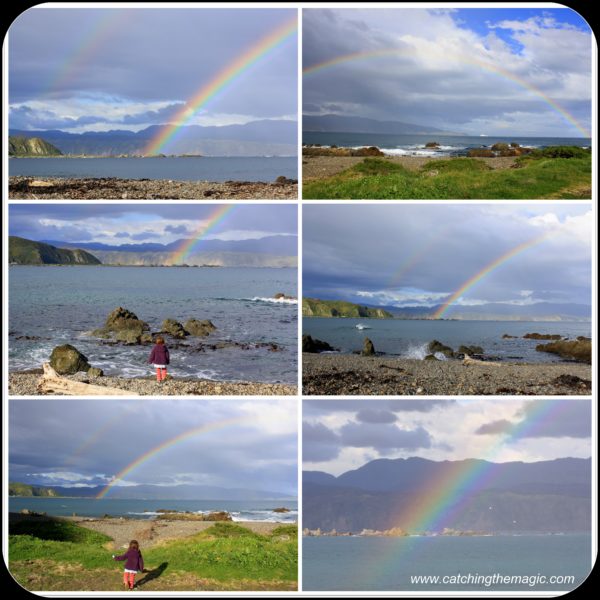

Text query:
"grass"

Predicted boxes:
[[9, 519, 297, 591], [303, 154, 591, 199]]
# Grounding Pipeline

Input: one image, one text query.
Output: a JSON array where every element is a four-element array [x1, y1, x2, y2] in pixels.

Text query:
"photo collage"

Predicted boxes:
[[3, 3, 595, 595]]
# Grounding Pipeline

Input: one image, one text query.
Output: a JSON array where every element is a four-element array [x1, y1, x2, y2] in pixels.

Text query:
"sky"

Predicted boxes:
[[9, 7, 297, 132], [303, 399, 591, 476], [9, 204, 297, 246], [303, 204, 591, 312], [10, 400, 297, 496], [303, 8, 592, 137]]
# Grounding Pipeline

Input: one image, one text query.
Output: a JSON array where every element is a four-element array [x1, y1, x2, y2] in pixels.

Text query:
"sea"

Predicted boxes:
[[9, 266, 297, 384], [8, 156, 297, 182], [303, 534, 591, 591], [9, 497, 297, 523], [303, 133, 591, 158], [303, 318, 590, 364]]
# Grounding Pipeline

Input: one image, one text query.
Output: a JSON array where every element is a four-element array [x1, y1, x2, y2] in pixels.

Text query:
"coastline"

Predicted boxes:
[[8, 176, 297, 199], [302, 353, 591, 395], [9, 371, 296, 396]]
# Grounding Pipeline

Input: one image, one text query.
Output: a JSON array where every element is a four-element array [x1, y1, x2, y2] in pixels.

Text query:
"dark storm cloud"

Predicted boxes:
[[355, 409, 397, 424], [475, 419, 513, 435], [9, 8, 297, 127], [9, 401, 297, 495], [302, 422, 341, 462], [165, 225, 191, 235], [302, 204, 590, 309], [340, 422, 432, 452], [302, 9, 591, 136]]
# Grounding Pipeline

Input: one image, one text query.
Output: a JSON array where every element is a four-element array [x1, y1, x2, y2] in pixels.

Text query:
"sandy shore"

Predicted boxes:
[[302, 155, 518, 180], [302, 353, 591, 395], [9, 513, 289, 550], [9, 371, 296, 396], [9, 176, 297, 199]]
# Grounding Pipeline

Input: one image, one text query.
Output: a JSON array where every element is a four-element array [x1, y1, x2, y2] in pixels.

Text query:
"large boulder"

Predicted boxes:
[[274, 292, 296, 301], [184, 319, 217, 337], [49, 344, 91, 374], [491, 142, 510, 152], [536, 339, 591, 364], [102, 306, 150, 336], [302, 334, 335, 353], [87, 367, 104, 377], [425, 141, 440, 148], [457, 344, 484, 356], [161, 319, 188, 339], [351, 146, 385, 157], [362, 337, 375, 356], [428, 340, 454, 358]]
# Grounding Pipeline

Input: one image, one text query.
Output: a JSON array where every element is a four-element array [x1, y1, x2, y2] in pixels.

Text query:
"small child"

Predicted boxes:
[[113, 539, 144, 590], [148, 336, 170, 382]]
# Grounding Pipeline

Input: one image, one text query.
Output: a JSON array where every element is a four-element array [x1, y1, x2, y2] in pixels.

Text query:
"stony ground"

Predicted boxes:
[[301, 155, 518, 180], [9, 176, 297, 199], [302, 353, 591, 395], [9, 371, 296, 396]]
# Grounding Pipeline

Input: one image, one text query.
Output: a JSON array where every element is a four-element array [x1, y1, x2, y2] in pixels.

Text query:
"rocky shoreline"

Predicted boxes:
[[9, 371, 296, 396], [302, 353, 591, 395], [9, 176, 297, 199]]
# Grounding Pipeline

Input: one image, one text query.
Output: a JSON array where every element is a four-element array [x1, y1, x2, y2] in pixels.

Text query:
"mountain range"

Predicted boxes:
[[9, 236, 101, 265], [303, 457, 591, 533], [10, 482, 294, 501], [9, 119, 297, 156], [303, 114, 463, 136]]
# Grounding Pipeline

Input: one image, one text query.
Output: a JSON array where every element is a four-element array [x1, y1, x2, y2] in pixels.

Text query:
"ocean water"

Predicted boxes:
[[303, 132, 591, 158], [303, 535, 591, 591], [303, 318, 590, 364], [9, 156, 297, 182], [9, 266, 297, 384], [9, 497, 297, 523]]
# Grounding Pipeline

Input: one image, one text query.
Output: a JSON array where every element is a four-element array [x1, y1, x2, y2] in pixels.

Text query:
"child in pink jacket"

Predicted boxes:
[[113, 539, 144, 590]]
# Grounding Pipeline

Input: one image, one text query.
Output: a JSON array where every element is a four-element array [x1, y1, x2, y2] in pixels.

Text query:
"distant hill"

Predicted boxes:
[[303, 457, 591, 533], [9, 135, 62, 156], [14, 483, 294, 501], [9, 236, 101, 265], [41, 236, 298, 267], [303, 298, 392, 318], [10, 119, 297, 156], [9, 482, 61, 497], [303, 114, 461, 136]]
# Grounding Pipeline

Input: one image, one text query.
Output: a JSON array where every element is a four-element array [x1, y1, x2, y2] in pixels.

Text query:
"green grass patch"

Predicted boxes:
[[303, 153, 591, 199], [10, 518, 111, 544]]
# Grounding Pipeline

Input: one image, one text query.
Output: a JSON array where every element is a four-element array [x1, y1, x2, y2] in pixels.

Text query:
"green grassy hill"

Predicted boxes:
[[303, 150, 591, 199], [9, 519, 297, 591], [9, 136, 63, 156], [9, 236, 102, 265], [9, 482, 61, 497], [303, 298, 393, 318]]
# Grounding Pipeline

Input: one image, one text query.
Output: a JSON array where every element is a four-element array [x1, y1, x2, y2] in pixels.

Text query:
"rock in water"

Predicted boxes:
[[536, 339, 591, 364], [184, 319, 216, 337], [161, 319, 188, 339], [302, 334, 336, 353], [49, 344, 91, 374], [362, 337, 375, 356], [428, 340, 454, 358], [104, 307, 148, 336], [457, 345, 484, 356]]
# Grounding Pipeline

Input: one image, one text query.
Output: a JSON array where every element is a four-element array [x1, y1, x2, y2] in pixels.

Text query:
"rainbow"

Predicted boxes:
[[96, 416, 248, 499], [433, 232, 550, 319], [356, 400, 581, 587], [45, 9, 135, 95], [303, 48, 590, 138], [169, 204, 235, 265], [144, 15, 298, 155]]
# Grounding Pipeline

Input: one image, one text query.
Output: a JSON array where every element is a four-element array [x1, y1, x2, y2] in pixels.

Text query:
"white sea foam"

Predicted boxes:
[[248, 296, 298, 305], [401, 343, 448, 361], [355, 323, 371, 330]]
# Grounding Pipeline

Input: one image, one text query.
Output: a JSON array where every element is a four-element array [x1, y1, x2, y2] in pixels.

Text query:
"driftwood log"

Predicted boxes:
[[462, 355, 502, 367], [37, 363, 137, 396]]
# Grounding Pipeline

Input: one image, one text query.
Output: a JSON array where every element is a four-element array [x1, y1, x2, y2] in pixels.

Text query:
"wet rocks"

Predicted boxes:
[[93, 307, 149, 344], [524, 332, 562, 340], [49, 344, 91, 375], [425, 141, 440, 148], [302, 334, 336, 353], [502, 334, 518, 339], [457, 345, 484, 356], [428, 340, 454, 358], [536, 338, 591, 364], [184, 319, 217, 337], [87, 367, 104, 377], [274, 292, 296, 301], [351, 146, 385, 157], [161, 318, 187, 339], [362, 337, 375, 356]]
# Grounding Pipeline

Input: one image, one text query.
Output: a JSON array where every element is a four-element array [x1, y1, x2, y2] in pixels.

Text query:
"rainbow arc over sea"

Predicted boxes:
[[304, 48, 590, 138], [144, 15, 297, 156], [96, 416, 249, 499]]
